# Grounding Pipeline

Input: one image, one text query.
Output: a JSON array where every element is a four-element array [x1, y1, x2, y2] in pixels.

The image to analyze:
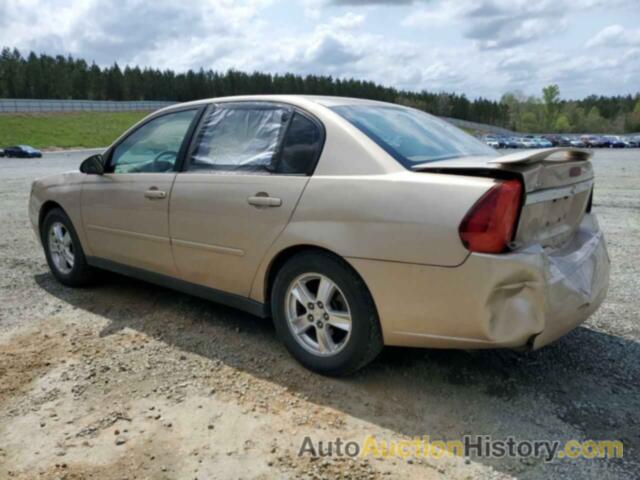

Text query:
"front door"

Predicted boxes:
[[169, 102, 325, 297], [81, 108, 199, 276]]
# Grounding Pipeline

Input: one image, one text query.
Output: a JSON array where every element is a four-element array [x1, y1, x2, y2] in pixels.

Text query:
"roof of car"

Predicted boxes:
[[163, 94, 394, 112], [299, 95, 393, 107]]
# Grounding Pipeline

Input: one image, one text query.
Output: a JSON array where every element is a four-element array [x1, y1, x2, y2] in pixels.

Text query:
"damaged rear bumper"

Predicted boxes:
[[347, 214, 610, 349], [529, 214, 609, 349]]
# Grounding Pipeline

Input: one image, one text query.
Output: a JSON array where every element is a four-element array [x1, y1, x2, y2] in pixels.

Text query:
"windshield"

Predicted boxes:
[[330, 104, 497, 167]]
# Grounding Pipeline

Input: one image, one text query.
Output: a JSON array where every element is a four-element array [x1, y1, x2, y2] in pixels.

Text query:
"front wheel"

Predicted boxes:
[[271, 252, 383, 376], [41, 208, 95, 287]]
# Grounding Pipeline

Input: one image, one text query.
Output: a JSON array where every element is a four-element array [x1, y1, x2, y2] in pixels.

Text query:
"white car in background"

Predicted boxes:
[[481, 135, 500, 149]]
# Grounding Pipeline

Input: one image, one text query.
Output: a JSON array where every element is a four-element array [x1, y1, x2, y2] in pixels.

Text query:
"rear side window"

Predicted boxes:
[[276, 113, 323, 175], [189, 105, 289, 172], [331, 104, 497, 167]]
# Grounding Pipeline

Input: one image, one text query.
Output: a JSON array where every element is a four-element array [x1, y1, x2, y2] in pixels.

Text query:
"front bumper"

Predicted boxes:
[[347, 214, 610, 350]]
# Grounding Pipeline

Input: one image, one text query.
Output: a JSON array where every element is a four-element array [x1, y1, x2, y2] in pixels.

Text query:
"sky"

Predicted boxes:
[[1, 0, 639, 100]]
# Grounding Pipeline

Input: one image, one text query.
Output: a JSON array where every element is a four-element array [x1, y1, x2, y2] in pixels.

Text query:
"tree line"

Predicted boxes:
[[1, 47, 639, 133], [501, 85, 640, 134]]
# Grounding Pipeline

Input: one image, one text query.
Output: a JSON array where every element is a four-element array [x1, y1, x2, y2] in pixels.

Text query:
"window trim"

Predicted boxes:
[[102, 105, 206, 174], [181, 100, 326, 176]]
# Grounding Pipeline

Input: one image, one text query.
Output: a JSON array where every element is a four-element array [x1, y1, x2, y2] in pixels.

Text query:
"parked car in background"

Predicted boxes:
[[0, 148, 5, 157], [569, 138, 587, 148], [556, 137, 573, 147], [535, 137, 554, 148], [623, 137, 639, 148], [27, 95, 610, 375], [512, 137, 527, 148], [481, 135, 501, 149], [605, 136, 626, 148], [496, 136, 509, 148], [504, 137, 520, 148], [520, 137, 537, 148], [600, 137, 613, 148], [542, 135, 559, 146], [581, 136, 606, 148], [3, 145, 43, 158]]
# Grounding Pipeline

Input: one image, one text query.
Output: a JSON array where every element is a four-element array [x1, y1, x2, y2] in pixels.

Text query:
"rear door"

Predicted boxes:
[[81, 108, 200, 276], [169, 102, 324, 296]]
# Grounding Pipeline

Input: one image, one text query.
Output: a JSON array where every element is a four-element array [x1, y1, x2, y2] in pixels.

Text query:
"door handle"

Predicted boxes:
[[144, 188, 167, 200], [248, 194, 282, 207]]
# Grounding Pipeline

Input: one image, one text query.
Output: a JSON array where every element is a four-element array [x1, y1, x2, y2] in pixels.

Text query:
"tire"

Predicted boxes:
[[41, 208, 95, 287], [271, 251, 383, 376]]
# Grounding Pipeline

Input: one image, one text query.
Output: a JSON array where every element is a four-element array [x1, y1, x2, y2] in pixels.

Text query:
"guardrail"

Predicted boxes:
[[1, 98, 515, 134], [0, 99, 176, 113], [442, 117, 513, 135]]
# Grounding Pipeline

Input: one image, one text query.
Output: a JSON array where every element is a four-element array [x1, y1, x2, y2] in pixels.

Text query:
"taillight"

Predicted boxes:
[[459, 179, 522, 254]]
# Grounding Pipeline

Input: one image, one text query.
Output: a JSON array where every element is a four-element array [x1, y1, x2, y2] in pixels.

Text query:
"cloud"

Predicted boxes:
[[403, 0, 572, 50], [303, 33, 364, 66], [331, 0, 414, 4], [586, 24, 640, 48], [401, 0, 638, 51], [0, 0, 270, 69], [258, 12, 370, 76], [328, 11, 365, 28], [0, 0, 638, 99], [473, 17, 567, 50]]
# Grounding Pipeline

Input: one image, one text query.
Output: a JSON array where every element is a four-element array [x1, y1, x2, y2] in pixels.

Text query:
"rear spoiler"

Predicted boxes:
[[488, 147, 592, 165]]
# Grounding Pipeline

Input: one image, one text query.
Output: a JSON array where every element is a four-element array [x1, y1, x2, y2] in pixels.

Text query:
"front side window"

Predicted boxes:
[[189, 104, 289, 172], [109, 109, 197, 173], [331, 104, 497, 167]]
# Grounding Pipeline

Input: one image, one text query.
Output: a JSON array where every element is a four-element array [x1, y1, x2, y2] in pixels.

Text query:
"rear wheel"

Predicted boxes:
[[271, 252, 382, 376], [41, 208, 95, 287]]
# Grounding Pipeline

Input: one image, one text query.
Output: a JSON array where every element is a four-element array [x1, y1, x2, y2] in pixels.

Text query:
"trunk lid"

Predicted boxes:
[[413, 148, 594, 249]]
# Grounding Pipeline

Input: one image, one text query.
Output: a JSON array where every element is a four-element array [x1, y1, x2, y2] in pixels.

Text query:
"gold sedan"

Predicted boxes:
[[29, 95, 609, 375]]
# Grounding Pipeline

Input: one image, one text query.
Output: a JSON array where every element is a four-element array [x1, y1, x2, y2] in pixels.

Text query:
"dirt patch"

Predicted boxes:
[[0, 321, 69, 408]]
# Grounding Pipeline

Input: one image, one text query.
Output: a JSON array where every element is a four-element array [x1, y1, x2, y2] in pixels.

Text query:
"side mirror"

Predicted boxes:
[[80, 154, 104, 175]]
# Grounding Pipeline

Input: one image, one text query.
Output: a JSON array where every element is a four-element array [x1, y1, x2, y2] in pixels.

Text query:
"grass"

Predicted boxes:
[[0, 111, 151, 149]]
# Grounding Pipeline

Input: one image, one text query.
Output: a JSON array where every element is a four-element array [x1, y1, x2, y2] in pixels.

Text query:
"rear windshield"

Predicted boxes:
[[331, 104, 497, 167]]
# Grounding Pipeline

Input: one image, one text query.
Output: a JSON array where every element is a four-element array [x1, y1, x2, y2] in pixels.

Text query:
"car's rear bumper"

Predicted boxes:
[[346, 214, 610, 350]]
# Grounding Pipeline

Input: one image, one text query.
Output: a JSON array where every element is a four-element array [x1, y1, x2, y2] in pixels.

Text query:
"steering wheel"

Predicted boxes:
[[151, 150, 178, 172]]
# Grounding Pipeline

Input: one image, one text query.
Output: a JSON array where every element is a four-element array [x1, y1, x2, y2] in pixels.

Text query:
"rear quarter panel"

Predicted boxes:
[[249, 170, 495, 302]]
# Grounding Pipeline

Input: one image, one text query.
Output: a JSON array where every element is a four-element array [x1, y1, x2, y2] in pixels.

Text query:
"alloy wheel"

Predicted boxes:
[[48, 222, 75, 274], [285, 273, 352, 356]]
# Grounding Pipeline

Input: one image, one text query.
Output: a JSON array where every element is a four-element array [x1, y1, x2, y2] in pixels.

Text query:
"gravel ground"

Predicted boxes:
[[0, 149, 638, 479]]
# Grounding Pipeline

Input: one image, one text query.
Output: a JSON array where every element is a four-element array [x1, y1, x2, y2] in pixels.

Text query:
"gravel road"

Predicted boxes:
[[0, 149, 638, 479]]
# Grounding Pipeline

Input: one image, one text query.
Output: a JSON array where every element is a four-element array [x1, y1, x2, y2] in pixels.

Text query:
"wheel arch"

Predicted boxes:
[[38, 201, 66, 236], [263, 244, 377, 313]]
